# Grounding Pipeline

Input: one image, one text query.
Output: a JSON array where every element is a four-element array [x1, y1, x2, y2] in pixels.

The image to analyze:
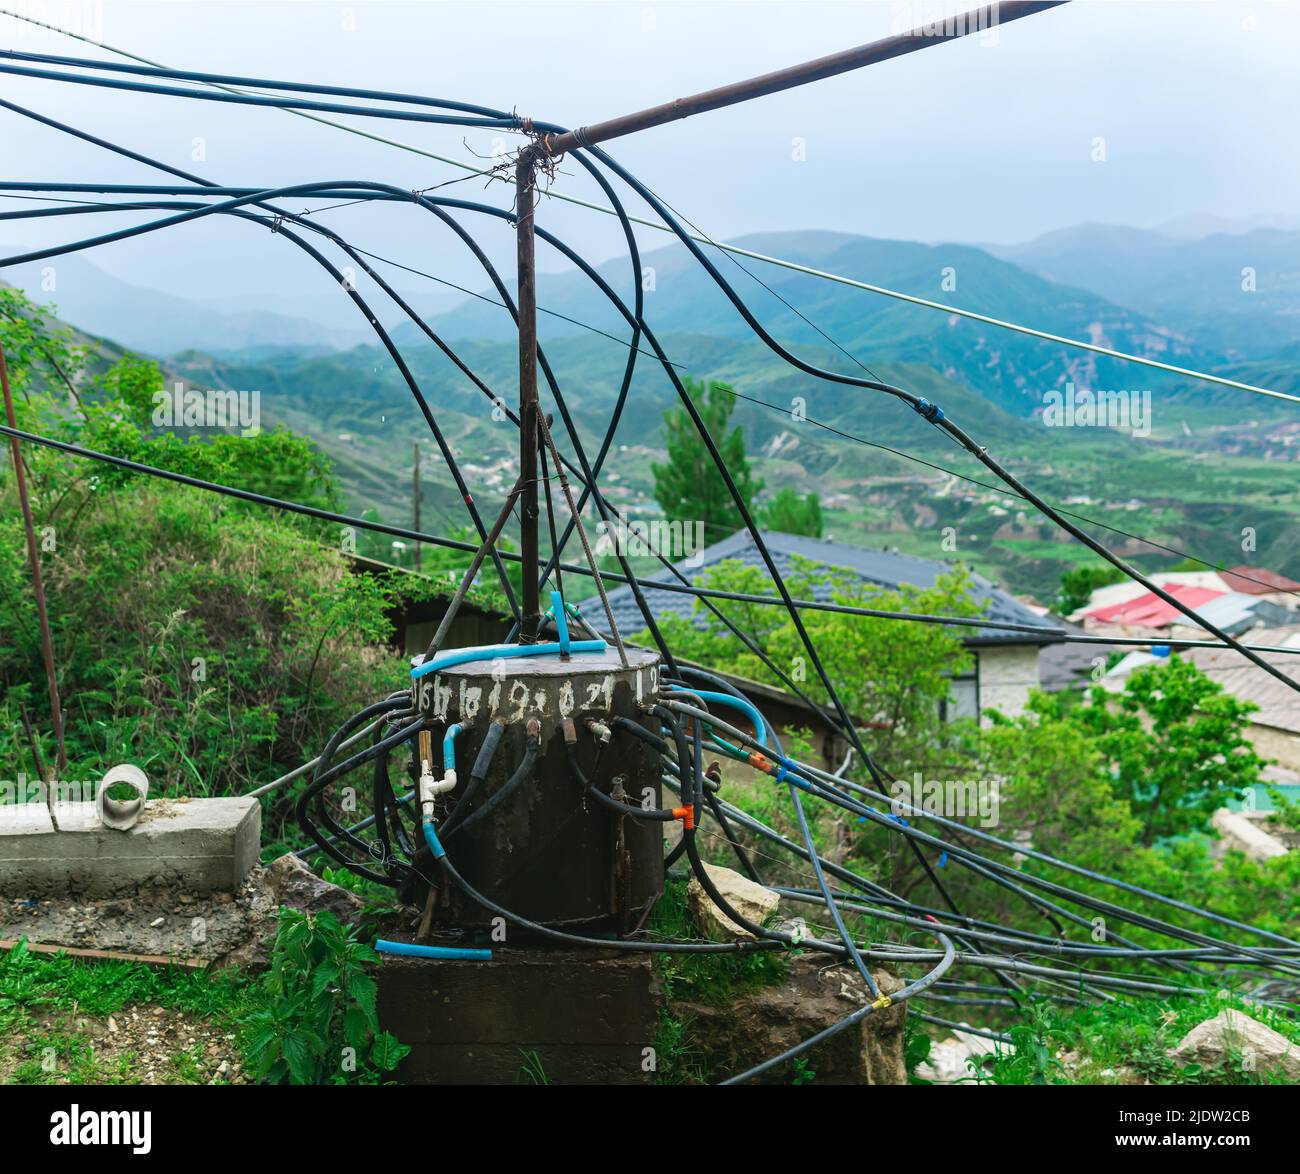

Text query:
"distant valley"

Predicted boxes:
[[5, 217, 1299, 603]]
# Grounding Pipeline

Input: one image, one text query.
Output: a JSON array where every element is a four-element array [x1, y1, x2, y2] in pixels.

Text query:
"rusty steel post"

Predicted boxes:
[[515, 153, 542, 643], [0, 341, 67, 781], [541, 2, 1065, 157]]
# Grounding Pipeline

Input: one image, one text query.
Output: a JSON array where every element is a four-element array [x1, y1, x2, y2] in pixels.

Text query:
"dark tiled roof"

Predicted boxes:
[[598, 530, 1062, 647], [1038, 620, 1114, 691]]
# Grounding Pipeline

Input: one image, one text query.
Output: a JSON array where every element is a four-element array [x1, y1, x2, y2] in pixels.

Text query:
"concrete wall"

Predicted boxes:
[[976, 644, 1042, 724], [1248, 724, 1300, 774]]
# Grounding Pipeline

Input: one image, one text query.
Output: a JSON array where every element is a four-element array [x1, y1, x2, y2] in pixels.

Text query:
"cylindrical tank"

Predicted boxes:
[[411, 645, 664, 934]]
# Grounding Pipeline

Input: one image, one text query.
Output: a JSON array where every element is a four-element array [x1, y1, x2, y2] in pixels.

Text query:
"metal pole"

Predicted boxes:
[[412, 439, 421, 572], [420, 476, 524, 664], [516, 154, 541, 643], [541, 2, 1065, 156], [0, 341, 67, 780]]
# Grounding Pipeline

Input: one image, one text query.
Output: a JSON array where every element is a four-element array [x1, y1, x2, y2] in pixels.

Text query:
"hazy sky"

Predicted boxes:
[[2, 0, 1298, 302]]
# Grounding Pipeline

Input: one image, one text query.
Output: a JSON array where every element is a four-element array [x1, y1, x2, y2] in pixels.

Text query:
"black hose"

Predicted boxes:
[[294, 698, 413, 884], [440, 719, 506, 836], [445, 721, 540, 839], [565, 744, 677, 822]]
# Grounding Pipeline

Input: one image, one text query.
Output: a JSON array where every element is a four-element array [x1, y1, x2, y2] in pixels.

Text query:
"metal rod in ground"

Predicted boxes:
[[18, 701, 58, 830], [0, 341, 67, 785], [246, 713, 392, 799], [541, 2, 1065, 156], [537, 417, 566, 627], [536, 408, 629, 668], [420, 477, 524, 664], [515, 153, 541, 643]]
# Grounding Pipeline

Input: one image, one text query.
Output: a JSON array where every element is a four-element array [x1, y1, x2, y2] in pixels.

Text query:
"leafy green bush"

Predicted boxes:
[[242, 908, 407, 1085], [1056, 561, 1125, 615], [0, 284, 433, 842]]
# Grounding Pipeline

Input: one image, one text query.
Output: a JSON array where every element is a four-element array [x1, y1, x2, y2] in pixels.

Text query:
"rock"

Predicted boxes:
[[1169, 1009, 1300, 1080], [266, 852, 364, 923], [687, 862, 781, 940], [676, 956, 906, 1084], [915, 1028, 1007, 1084], [1211, 809, 1288, 862]]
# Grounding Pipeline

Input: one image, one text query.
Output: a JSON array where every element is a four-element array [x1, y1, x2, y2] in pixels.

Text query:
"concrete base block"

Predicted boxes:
[[0, 798, 261, 897], [378, 946, 661, 1085]]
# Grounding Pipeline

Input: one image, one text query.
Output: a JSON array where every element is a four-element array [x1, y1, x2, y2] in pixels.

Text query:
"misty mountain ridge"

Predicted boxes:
[[4, 217, 1298, 419]]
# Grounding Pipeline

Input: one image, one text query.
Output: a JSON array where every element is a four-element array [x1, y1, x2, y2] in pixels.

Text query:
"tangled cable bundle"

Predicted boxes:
[[1, 37, 1298, 1084]]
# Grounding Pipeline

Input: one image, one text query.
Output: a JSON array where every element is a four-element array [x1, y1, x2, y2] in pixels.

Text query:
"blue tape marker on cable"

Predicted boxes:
[[912, 397, 945, 423]]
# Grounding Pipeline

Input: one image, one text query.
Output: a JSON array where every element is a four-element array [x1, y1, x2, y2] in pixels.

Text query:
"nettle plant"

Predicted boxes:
[[243, 908, 408, 1085]]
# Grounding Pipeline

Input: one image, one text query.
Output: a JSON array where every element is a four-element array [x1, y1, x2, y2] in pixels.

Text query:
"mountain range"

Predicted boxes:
[[6, 213, 1299, 600], [0, 250, 462, 355], [7, 219, 1296, 423]]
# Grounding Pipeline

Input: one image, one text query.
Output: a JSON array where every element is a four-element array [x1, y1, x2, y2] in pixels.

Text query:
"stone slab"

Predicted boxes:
[[0, 797, 261, 897]]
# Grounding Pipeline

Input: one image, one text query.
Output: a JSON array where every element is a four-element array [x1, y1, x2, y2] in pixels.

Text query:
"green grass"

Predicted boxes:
[[1, 908, 407, 1087], [957, 991, 1300, 1086], [647, 876, 792, 1085], [0, 939, 256, 1085], [649, 876, 790, 1007], [0, 940, 250, 1029]]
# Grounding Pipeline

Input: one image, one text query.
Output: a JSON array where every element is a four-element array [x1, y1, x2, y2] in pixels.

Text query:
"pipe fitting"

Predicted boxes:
[[96, 764, 149, 831]]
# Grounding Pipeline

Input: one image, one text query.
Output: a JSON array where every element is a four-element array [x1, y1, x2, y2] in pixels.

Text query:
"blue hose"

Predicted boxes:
[[376, 939, 492, 962], [411, 638, 606, 681], [551, 589, 571, 654], [666, 686, 768, 747], [443, 722, 462, 772], [422, 819, 447, 860]]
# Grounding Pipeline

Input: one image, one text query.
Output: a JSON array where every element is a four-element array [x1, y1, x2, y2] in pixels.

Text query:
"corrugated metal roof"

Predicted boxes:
[[1084, 583, 1224, 628], [597, 530, 1060, 647], [1185, 626, 1300, 734], [1069, 572, 1228, 621], [1185, 592, 1277, 635], [1221, 565, 1300, 595]]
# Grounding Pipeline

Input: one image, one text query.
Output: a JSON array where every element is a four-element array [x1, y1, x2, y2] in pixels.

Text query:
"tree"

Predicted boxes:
[[0, 285, 411, 824], [1056, 561, 1125, 615], [652, 377, 762, 545], [763, 488, 823, 538], [1035, 657, 1266, 844], [650, 555, 980, 771]]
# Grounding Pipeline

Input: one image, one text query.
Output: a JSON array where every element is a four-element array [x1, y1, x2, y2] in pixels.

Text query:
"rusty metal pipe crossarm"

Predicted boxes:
[[515, 154, 542, 642], [539, 1, 1066, 157], [511, 1, 1063, 646]]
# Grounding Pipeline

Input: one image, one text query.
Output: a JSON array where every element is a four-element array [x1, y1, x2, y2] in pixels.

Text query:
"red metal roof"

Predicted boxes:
[[1084, 583, 1224, 628], [1221, 565, 1300, 595]]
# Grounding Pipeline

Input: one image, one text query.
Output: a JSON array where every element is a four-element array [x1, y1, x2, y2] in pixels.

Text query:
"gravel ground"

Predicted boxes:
[[2, 862, 298, 965], [0, 1003, 250, 1085]]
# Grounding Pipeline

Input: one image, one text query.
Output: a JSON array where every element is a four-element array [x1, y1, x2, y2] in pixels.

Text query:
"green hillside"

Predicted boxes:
[[169, 329, 1300, 603]]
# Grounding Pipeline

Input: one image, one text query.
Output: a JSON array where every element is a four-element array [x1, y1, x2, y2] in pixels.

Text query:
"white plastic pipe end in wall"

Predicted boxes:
[[96, 764, 150, 831]]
